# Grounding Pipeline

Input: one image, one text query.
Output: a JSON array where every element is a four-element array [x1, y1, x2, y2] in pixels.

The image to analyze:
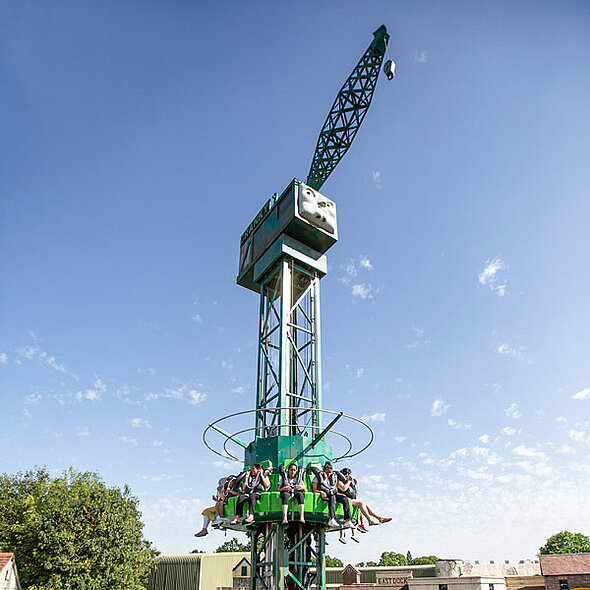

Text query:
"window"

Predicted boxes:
[[241, 566, 248, 577], [559, 580, 569, 590], [439, 585, 448, 590], [489, 584, 495, 590]]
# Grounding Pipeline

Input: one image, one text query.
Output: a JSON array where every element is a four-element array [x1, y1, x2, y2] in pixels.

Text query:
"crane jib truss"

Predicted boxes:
[[306, 25, 390, 191]]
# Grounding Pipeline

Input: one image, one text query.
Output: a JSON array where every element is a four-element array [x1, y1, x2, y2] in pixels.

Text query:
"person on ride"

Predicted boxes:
[[312, 461, 352, 528], [195, 475, 236, 537], [231, 463, 270, 524], [338, 467, 391, 532], [278, 463, 306, 524]]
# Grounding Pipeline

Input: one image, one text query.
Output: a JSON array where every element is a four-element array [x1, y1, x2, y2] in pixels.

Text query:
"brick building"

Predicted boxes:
[[540, 554, 590, 590]]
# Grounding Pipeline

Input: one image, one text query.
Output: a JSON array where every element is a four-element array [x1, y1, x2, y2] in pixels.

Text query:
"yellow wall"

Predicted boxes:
[[199, 552, 251, 590]]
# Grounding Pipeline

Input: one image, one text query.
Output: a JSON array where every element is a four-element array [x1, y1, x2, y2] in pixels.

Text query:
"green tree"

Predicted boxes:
[[409, 555, 439, 565], [406, 551, 413, 564], [325, 555, 344, 568], [540, 531, 590, 554], [0, 467, 156, 590], [215, 537, 251, 552], [379, 552, 407, 566]]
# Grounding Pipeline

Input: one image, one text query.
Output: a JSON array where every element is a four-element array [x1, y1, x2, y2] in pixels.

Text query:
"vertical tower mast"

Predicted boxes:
[[203, 25, 391, 590]]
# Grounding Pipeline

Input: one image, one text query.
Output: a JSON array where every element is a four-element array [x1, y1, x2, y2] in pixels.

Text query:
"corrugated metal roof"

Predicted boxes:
[[147, 553, 203, 590]]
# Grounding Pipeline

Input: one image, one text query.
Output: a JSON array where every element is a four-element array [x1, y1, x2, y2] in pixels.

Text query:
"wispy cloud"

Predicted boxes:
[[431, 398, 450, 416], [496, 342, 529, 363], [502, 426, 517, 436], [372, 170, 382, 189], [405, 326, 431, 350], [414, 50, 428, 63], [339, 256, 379, 300], [504, 403, 521, 419], [479, 434, 491, 443], [572, 387, 590, 400], [130, 418, 151, 429], [478, 256, 508, 296], [119, 436, 138, 446], [361, 412, 387, 423], [448, 418, 472, 430], [0, 352, 7, 364]]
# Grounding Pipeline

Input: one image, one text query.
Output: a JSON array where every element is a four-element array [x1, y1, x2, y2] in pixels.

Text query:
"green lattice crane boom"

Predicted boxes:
[[306, 25, 390, 191]]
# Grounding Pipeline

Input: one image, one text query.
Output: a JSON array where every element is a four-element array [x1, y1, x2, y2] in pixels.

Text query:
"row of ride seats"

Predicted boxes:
[[223, 461, 359, 522]]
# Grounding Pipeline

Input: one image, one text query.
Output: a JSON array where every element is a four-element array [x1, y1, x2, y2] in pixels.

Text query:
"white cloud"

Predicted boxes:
[[130, 418, 151, 429], [76, 388, 101, 402], [25, 393, 42, 405], [572, 387, 590, 400], [152, 440, 164, 448], [361, 412, 387, 423], [394, 436, 407, 443], [191, 314, 203, 324], [232, 386, 245, 394], [340, 257, 379, 300], [448, 418, 472, 430], [414, 50, 428, 63], [514, 460, 552, 477], [188, 390, 207, 405], [569, 429, 589, 443], [372, 171, 382, 189], [504, 403, 521, 419], [352, 283, 378, 299], [496, 343, 529, 362], [502, 426, 517, 436], [479, 434, 491, 444], [0, 352, 7, 364], [360, 257, 373, 270], [556, 445, 575, 455], [478, 256, 508, 296], [76, 427, 90, 437], [556, 416, 567, 424], [406, 326, 431, 350], [512, 444, 547, 461], [119, 436, 138, 446], [431, 398, 450, 416]]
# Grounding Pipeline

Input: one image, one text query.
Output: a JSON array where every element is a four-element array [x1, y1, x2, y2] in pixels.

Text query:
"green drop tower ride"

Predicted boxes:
[[203, 25, 392, 590]]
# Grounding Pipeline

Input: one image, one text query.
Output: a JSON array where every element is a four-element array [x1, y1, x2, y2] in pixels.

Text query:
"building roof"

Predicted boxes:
[[540, 554, 590, 576], [0, 553, 14, 571]]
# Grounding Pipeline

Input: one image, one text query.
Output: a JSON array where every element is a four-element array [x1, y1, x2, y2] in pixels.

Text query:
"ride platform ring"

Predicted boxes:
[[202, 407, 374, 463]]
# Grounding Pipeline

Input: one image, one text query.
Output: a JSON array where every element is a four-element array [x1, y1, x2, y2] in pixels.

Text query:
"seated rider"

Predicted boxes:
[[311, 461, 352, 528], [195, 475, 236, 537], [339, 467, 391, 532], [231, 463, 270, 524], [278, 463, 306, 524]]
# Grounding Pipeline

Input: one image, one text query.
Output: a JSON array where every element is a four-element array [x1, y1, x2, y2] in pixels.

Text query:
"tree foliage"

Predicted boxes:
[[0, 467, 156, 590], [215, 537, 251, 552], [378, 551, 439, 566], [325, 555, 344, 568], [379, 552, 407, 566], [540, 531, 590, 555]]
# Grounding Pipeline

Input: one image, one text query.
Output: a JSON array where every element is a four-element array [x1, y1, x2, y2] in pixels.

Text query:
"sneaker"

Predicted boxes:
[[339, 538, 346, 544], [357, 524, 368, 533], [344, 520, 353, 528], [328, 518, 338, 527], [213, 516, 224, 525], [351, 536, 360, 543]]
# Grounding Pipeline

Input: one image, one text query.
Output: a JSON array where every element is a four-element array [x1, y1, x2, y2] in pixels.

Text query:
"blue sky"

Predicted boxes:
[[1, 0, 589, 562]]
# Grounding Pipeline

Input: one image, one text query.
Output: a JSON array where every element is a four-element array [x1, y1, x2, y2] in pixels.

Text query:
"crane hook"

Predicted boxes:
[[383, 59, 396, 80]]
